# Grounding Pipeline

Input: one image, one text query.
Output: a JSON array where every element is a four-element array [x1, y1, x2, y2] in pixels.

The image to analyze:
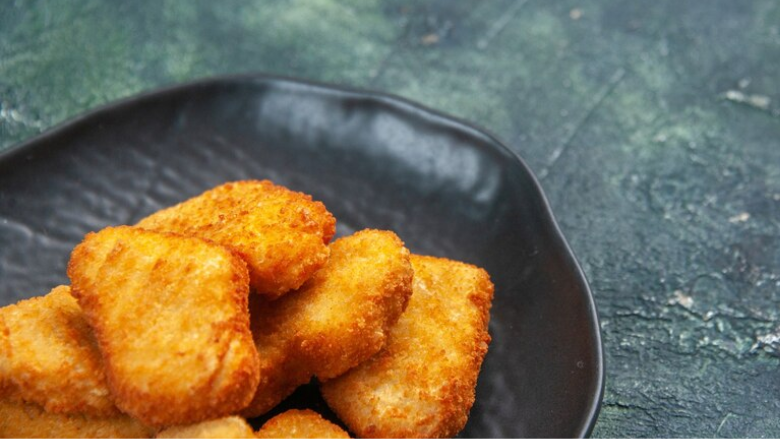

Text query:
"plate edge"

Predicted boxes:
[[0, 72, 605, 437]]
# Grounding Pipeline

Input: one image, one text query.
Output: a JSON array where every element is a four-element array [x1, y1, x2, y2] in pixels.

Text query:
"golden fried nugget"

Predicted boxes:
[[136, 180, 336, 298], [255, 409, 349, 439], [67, 226, 260, 428], [0, 285, 116, 416], [241, 308, 310, 419], [241, 230, 413, 417], [156, 416, 255, 438], [0, 400, 153, 438], [321, 255, 494, 438]]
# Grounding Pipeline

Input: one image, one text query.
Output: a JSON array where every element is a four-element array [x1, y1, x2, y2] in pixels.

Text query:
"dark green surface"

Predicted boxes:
[[1, 1, 779, 436]]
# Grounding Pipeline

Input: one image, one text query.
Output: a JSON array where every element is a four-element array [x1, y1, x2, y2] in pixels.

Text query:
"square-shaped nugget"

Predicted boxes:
[[0, 286, 115, 416], [67, 226, 259, 428], [321, 255, 494, 438], [242, 229, 413, 417], [136, 180, 336, 298]]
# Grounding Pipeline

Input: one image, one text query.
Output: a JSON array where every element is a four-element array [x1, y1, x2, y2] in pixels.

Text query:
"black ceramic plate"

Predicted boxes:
[[0, 75, 603, 437]]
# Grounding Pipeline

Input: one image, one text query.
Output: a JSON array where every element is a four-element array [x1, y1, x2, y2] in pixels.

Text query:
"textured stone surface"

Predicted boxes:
[[1, 1, 779, 436]]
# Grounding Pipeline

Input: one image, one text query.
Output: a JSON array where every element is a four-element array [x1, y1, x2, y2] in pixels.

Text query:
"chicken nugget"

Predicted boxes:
[[156, 416, 255, 438], [0, 285, 116, 416], [67, 226, 260, 427], [136, 180, 336, 298], [241, 230, 413, 417], [0, 400, 153, 438], [321, 255, 494, 438], [241, 307, 311, 420], [255, 409, 349, 439]]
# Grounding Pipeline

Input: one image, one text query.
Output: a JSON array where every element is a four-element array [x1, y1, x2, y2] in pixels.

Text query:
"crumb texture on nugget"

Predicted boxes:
[[136, 180, 336, 298], [67, 226, 259, 427], [242, 229, 413, 417], [0, 400, 153, 438], [156, 416, 255, 438], [322, 254, 494, 438], [255, 409, 350, 439], [0, 285, 116, 416]]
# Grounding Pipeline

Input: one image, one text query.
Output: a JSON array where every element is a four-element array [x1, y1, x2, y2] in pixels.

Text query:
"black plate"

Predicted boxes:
[[0, 75, 603, 437]]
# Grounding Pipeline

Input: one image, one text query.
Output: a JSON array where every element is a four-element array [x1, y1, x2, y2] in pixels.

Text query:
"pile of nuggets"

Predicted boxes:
[[0, 180, 494, 438]]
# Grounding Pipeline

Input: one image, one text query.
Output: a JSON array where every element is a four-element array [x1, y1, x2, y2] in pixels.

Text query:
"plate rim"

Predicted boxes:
[[0, 73, 605, 437]]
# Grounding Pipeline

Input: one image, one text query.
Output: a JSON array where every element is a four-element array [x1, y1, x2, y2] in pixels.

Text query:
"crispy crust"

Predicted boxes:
[[0, 285, 117, 416], [0, 400, 153, 438], [241, 229, 413, 417], [255, 409, 349, 439], [156, 416, 255, 438], [67, 226, 259, 427], [240, 294, 311, 418], [321, 255, 494, 438], [136, 180, 336, 298]]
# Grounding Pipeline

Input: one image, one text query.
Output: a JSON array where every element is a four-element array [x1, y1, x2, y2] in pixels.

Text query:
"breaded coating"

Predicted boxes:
[[321, 255, 494, 438], [156, 416, 255, 438], [0, 285, 116, 416], [242, 230, 413, 417], [136, 180, 336, 298], [67, 226, 260, 428], [255, 409, 349, 439], [241, 300, 310, 419], [0, 400, 153, 438]]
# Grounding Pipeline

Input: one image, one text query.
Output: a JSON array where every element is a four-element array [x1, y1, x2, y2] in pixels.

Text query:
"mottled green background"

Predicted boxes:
[[2, 1, 779, 436]]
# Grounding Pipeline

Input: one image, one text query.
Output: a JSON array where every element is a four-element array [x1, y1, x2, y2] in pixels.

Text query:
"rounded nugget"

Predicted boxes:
[[321, 255, 494, 438], [136, 180, 336, 298], [255, 409, 349, 439], [0, 285, 116, 416], [242, 229, 413, 417], [156, 416, 255, 438], [67, 226, 260, 428]]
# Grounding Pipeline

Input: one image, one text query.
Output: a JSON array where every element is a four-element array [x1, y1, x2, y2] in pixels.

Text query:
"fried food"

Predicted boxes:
[[136, 180, 336, 298], [156, 416, 255, 438], [241, 313, 310, 421], [0, 400, 153, 438], [67, 226, 259, 427], [255, 409, 349, 439], [242, 229, 413, 417], [321, 255, 494, 438], [0, 285, 116, 416]]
